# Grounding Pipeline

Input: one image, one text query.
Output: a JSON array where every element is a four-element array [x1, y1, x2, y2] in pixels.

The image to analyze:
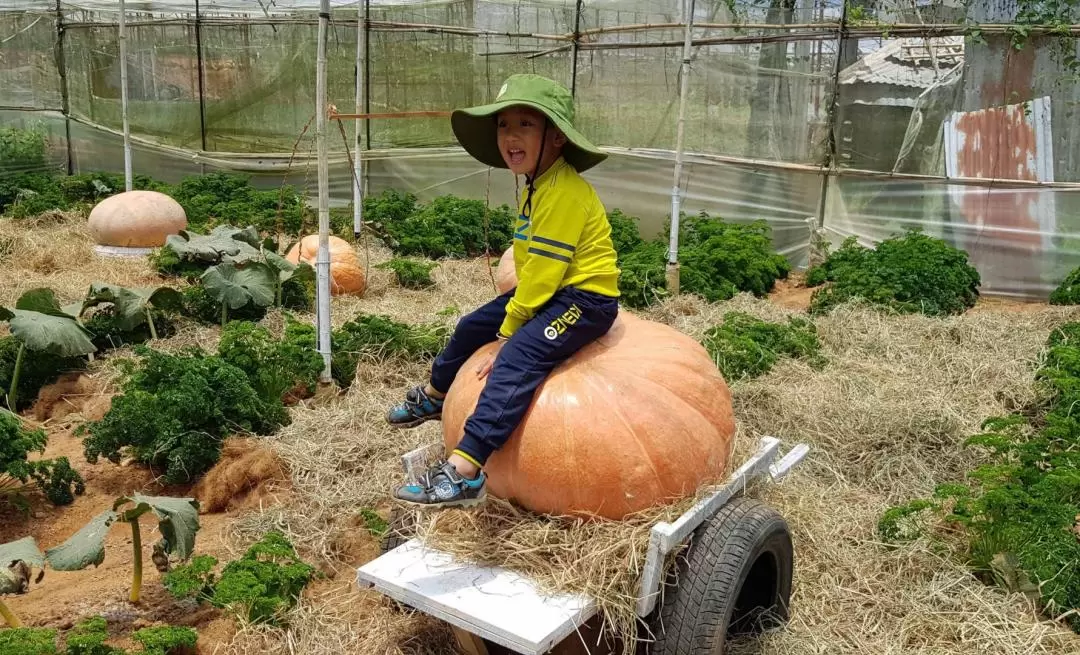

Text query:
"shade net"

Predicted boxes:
[[2, 0, 1080, 299]]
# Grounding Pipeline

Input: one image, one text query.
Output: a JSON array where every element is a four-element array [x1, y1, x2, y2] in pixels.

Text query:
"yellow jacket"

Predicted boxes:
[[500, 157, 620, 338]]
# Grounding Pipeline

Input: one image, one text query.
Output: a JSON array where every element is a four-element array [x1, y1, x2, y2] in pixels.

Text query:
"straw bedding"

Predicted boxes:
[[4, 216, 1079, 653]]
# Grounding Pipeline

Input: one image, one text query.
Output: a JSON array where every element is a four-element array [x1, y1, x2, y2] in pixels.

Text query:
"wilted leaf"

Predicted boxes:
[[14, 289, 67, 316], [201, 262, 276, 311], [81, 283, 184, 331], [131, 494, 200, 561], [45, 509, 117, 571], [0, 536, 46, 594]]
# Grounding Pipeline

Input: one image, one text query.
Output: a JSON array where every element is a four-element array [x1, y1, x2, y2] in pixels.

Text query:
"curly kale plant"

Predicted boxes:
[[613, 212, 790, 309], [880, 324, 1080, 630], [331, 314, 450, 387], [1049, 266, 1080, 305], [169, 172, 307, 235], [1, 409, 84, 507], [80, 347, 288, 484], [806, 231, 980, 317], [376, 257, 438, 289], [217, 318, 324, 403], [131, 626, 198, 655], [374, 193, 516, 258], [0, 626, 57, 654], [164, 532, 315, 626], [701, 312, 826, 381]]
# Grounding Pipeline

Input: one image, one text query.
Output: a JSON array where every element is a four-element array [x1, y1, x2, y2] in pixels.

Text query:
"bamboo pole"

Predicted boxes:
[[55, 0, 73, 175], [194, 0, 208, 152], [315, 0, 332, 383], [353, 0, 365, 239], [118, 0, 132, 191], [666, 0, 697, 297]]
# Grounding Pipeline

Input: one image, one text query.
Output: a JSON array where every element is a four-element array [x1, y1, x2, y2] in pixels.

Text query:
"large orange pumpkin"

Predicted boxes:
[[88, 190, 187, 248], [442, 312, 736, 520], [285, 235, 366, 296], [495, 248, 516, 294]]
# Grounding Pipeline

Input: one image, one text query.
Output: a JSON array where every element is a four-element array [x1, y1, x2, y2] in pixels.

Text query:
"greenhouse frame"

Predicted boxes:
[[2, 0, 1079, 299]]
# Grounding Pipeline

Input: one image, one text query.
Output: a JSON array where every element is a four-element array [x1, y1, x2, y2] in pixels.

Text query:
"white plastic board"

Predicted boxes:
[[356, 539, 597, 655]]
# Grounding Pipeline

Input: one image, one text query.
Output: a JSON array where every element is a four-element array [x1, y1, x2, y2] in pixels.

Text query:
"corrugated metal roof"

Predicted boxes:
[[838, 36, 964, 89]]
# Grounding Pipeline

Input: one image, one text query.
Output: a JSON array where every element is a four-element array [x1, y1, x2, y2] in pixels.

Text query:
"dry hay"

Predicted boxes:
[[192, 438, 290, 514], [219, 580, 455, 655], [29, 371, 111, 424]]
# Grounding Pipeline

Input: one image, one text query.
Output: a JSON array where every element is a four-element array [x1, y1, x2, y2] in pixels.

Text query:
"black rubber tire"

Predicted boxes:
[[380, 506, 417, 555], [648, 496, 794, 655]]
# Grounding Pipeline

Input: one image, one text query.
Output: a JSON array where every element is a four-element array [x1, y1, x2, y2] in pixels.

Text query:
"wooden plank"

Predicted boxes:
[[357, 540, 596, 655], [454, 627, 491, 655]]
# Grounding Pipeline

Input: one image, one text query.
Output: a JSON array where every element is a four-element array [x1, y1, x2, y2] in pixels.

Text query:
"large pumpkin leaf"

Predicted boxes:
[[45, 509, 117, 571], [0, 537, 45, 594], [2, 291, 97, 357], [123, 494, 200, 561], [80, 283, 184, 331], [164, 225, 261, 265], [201, 262, 276, 310]]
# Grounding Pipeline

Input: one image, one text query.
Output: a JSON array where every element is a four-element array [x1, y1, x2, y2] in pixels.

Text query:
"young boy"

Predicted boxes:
[[386, 73, 621, 508]]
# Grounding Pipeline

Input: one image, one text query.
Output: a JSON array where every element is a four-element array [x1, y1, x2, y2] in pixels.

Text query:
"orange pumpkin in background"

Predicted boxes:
[[442, 312, 736, 520], [88, 190, 187, 248], [495, 248, 517, 294], [286, 235, 367, 296]]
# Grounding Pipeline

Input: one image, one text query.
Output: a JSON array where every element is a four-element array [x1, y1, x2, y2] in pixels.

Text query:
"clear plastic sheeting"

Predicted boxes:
[[3, 0, 1080, 301]]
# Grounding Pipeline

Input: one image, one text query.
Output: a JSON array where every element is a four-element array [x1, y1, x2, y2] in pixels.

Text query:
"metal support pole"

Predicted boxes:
[[194, 0, 208, 152], [119, 0, 132, 191], [315, 0, 333, 383], [570, 0, 583, 96], [364, 0, 372, 155], [666, 0, 696, 296], [55, 0, 73, 175], [353, 0, 365, 239]]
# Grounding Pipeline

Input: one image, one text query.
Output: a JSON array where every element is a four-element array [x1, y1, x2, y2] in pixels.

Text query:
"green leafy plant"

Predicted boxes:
[[65, 616, 120, 655], [164, 532, 315, 626], [199, 262, 277, 326], [701, 312, 826, 381], [130, 625, 197, 655], [169, 172, 307, 235], [806, 231, 981, 317], [376, 257, 438, 289], [0, 626, 56, 654], [606, 208, 646, 256], [0, 289, 97, 411], [45, 494, 200, 604], [1049, 266, 1080, 305], [330, 314, 450, 387], [80, 346, 288, 484], [150, 225, 263, 279], [881, 324, 1080, 630], [180, 285, 268, 326], [217, 318, 324, 403], [76, 283, 184, 345], [1, 409, 85, 507], [0, 125, 49, 177], [0, 536, 47, 628], [373, 193, 515, 259]]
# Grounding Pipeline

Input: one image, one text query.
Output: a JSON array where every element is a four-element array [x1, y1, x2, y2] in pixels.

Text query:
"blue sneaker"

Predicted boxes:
[[386, 385, 443, 428], [393, 460, 487, 508]]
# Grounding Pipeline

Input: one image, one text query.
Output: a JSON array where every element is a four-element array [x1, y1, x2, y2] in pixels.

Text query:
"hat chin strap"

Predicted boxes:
[[523, 119, 548, 219]]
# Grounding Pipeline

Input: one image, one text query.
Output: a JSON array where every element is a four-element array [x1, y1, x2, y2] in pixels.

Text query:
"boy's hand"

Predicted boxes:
[[475, 341, 506, 379]]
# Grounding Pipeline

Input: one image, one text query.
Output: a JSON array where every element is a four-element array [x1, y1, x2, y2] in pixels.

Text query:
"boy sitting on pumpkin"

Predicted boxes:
[[386, 74, 621, 508]]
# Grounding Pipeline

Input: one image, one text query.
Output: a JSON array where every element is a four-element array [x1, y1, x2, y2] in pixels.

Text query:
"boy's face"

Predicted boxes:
[[496, 106, 567, 176]]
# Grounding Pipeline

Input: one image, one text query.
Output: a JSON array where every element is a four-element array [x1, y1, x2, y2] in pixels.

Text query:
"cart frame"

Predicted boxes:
[[356, 436, 809, 654]]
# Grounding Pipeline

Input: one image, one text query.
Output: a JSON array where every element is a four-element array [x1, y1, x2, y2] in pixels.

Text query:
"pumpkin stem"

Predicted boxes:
[[6, 342, 25, 410], [129, 517, 143, 603], [145, 307, 158, 340], [220, 302, 228, 328], [275, 279, 283, 307]]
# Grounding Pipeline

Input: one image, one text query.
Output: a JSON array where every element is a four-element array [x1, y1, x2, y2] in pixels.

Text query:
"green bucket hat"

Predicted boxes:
[[451, 73, 607, 173]]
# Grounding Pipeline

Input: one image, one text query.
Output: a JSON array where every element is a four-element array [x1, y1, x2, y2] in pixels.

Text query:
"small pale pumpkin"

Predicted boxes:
[[495, 248, 517, 294], [87, 190, 187, 248], [442, 312, 736, 520], [285, 235, 367, 296]]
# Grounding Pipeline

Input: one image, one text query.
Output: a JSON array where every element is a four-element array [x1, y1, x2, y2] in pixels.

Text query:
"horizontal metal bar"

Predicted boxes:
[[330, 110, 451, 120], [769, 444, 810, 482]]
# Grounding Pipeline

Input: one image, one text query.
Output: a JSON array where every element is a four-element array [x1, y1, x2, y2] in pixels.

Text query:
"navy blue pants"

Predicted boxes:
[[430, 286, 619, 466]]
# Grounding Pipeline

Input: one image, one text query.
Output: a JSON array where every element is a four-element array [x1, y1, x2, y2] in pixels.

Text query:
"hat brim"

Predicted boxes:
[[451, 99, 607, 173]]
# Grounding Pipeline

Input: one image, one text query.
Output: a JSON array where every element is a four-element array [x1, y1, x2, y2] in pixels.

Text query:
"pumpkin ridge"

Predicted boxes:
[[581, 372, 663, 502]]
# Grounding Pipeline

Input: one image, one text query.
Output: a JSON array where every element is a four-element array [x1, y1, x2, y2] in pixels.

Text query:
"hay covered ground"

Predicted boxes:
[[1, 215, 1079, 654]]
